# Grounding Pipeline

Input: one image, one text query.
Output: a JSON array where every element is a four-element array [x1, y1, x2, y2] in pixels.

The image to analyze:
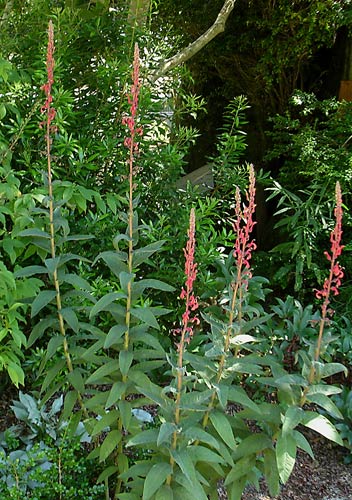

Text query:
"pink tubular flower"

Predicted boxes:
[[315, 182, 344, 315], [122, 43, 143, 160], [233, 164, 257, 283], [40, 20, 56, 129], [175, 208, 199, 350]]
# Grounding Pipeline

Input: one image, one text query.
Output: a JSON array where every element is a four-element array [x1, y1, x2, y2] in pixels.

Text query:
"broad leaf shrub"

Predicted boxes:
[[0, 22, 349, 500]]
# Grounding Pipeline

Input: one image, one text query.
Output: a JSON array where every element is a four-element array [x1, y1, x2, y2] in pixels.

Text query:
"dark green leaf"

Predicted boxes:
[[106, 382, 127, 409], [89, 292, 126, 318], [31, 290, 57, 317], [119, 350, 133, 376], [67, 368, 85, 393], [276, 432, 296, 483], [130, 307, 160, 329], [143, 462, 172, 500], [86, 360, 118, 384], [133, 240, 165, 267], [96, 251, 128, 276], [210, 411, 236, 450], [14, 265, 47, 278], [61, 307, 79, 333], [99, 430, 122, 462], [104, 325, 126, 349], [157, 422, 176, 446]]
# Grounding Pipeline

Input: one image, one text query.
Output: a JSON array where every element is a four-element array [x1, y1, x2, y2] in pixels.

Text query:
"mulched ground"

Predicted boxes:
[[241, 433, 352, 500]]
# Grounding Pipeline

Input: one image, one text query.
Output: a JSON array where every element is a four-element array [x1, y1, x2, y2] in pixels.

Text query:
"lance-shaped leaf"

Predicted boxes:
[[276, 431, 296, 483], [99, 429, 122, 462], [31, 290, 57, 317], [302, 413, 343, 445], [143, 463, 172, 500], [96, 250, 128, 276], [89, 292, 126, 318], [133, 240, 166, 267], [210, 411, 236, 450], [130, 307, 160, 329]]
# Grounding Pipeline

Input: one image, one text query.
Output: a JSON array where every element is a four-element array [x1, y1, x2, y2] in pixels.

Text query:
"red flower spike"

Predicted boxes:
[[176, 208, 199, 351], [233, 164, 257, 285], [312, 181, 344, 368], [122, 43, 143, 171], [40, 20, 56, 131], [315, 182, 344, 317]]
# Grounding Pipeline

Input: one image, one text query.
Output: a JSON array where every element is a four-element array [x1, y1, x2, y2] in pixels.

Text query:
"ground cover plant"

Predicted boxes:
[[0, 17, 350, 500]]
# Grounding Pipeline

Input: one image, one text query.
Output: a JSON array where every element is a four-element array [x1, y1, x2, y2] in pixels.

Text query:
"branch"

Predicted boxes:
[[150, 0, 236, 82]]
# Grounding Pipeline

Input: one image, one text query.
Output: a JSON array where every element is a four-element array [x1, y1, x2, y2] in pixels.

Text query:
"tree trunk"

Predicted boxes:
[[128, 0, 150, 27]]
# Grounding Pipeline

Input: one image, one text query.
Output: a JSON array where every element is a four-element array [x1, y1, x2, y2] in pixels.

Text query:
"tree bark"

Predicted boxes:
[[150, 0, 237, 82], [128, 0, 150, 27]]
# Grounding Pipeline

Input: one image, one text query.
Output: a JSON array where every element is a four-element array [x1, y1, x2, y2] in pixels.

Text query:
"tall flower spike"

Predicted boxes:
[[40, 20, 56, 129], [315, 181, 344, 315], [233, 164, 257, 283], [176, 208, 199, 350], [313, 181, 344, 365], [122, 43, 143, 161]]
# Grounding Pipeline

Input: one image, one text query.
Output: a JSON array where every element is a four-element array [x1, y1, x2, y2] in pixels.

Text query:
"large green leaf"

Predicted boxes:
[[31, 290, 57, 317], [130, 307, 160, 329], [224, 456, 256, 486], [303, 413, 343, 445], [86, 360, 118, 384], [320, 362, 348, 379], [157, 422, 176, 447], [91, 410, 120, 436], [276, 432, 296, 483], [106, 381, 127, 409], [89, 292, 126, 318], [171, 449, 196, 483], [292, 430, 314, 459], [184, 427, 220, 450], [307, 393, 343, 420], [133, 241, 165, 267], [67, 368, 85, 393], [209, 411, 236, 450], [18, 228, 50, 239], [306, 384, 342, 396], [132, 278, 175, 298], [155, 485, 174, 500], [233, 433, 272, 460], [99, 429, 122, 462], [14, 265, 47, 278], [104, 324, 126, 349], [143, 462, 172, 500], [282, 407, 304, 435], [119, 350, 133, 376], [227, 385, 259, 412], [192, 446, 225, 464], [263, 448, 280, 497], [96, 251, 128, 276], [61, 307, 79, 333], [126, 429, 159, 447]]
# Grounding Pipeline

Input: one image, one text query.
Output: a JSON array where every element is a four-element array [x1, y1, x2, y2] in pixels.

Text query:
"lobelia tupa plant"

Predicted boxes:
[[15, 21, 348, 500]]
